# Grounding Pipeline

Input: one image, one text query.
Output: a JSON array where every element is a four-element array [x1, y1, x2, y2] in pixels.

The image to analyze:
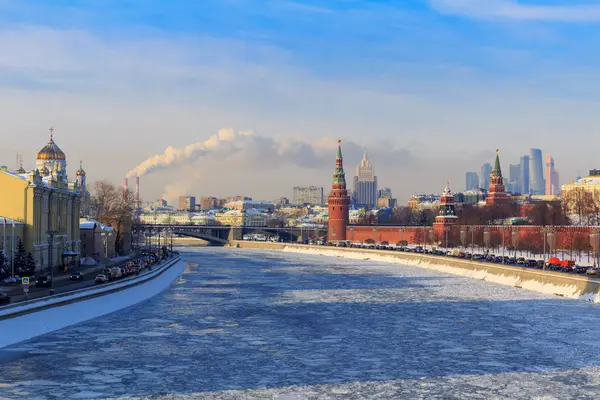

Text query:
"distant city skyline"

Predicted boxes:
[[1, 1, 599, 202]]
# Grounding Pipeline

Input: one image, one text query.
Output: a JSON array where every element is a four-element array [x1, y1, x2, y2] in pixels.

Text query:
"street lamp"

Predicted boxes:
[[511, 228, 520, 258], [500, 226, 508, 264], [101, 231, 113, 267], [469, 226, 476, 260], [444, 226, 451, 250], [47, 230, 65, 296], [541, 226, 554, 270]]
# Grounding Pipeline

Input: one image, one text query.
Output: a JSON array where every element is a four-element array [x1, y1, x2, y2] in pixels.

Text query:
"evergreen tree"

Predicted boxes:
[[0, 251, 8, 279], [13, 240, 26, 277], [24, 252, 36, 276]]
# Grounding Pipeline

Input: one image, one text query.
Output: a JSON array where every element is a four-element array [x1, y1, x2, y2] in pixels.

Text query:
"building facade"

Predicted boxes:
[[529, 148, 545, 195], [353, 150, 377, 209], [177, 196, 196, 211], [480, 163, 492, 191], [328, 140, 350, 242], [545, 154, 560, 196], [292, 186, 324, 206], [79, 218, 116, 261], [0, 131, 81, 273], [465, 172, 479, 191], [561, 169, 600, 215], [519, 155, 530, 195]]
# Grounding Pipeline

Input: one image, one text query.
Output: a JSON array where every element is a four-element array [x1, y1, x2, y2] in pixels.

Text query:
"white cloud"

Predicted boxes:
[[429, 0, 600, 22]]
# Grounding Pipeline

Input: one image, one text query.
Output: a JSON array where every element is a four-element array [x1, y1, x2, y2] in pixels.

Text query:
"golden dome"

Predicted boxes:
[[76, 160, 86, 176], [37, 128, 66, 161]]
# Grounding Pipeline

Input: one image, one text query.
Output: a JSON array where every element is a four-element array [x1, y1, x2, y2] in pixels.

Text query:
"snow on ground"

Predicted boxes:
[[2, 248, 600, 399], [281, 246, 600, 302], [0, 258, 186, 349]]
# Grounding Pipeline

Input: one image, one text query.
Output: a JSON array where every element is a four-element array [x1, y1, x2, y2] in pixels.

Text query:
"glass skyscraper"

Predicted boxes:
[[529, 148, 545, 195], [480, 163, 492, 190], [519, 155, 530, 195]]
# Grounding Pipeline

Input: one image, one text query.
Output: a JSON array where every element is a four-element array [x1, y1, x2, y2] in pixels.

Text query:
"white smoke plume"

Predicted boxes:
[[125, 128, 255, 178]]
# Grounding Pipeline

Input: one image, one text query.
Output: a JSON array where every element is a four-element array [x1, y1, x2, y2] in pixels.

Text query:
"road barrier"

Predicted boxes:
[[0, 255, 182, 320]]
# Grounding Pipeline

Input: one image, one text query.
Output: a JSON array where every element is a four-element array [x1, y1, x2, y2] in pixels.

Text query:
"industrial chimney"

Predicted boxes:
[[123, 177, 128, 199], [135, 176, 140, 206]]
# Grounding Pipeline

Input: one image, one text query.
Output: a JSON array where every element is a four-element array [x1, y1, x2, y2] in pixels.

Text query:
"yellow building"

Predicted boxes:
[[0, 132, 81, 273], [215, 209, 268, 227], [561, 170, 600, 214]]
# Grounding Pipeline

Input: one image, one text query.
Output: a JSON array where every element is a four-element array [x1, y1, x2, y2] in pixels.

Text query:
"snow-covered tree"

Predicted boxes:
[[24, 252, 36, 276], [13, 240, 26, 276]]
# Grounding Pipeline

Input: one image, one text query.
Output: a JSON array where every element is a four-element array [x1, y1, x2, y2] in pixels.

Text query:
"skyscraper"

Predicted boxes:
[[480, 163, 492, 190], [519, 155, 530, 195], [545, 154, 560, 196], [529, 148, 545, 195], [508, 164, 520, 194], [353, 150, 377, 208], [465, 172, 479, 191]]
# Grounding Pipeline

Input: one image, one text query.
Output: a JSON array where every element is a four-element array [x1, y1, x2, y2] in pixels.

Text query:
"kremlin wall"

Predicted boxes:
[[330, 143, 600, 255]]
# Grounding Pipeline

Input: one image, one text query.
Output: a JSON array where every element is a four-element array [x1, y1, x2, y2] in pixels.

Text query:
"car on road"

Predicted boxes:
[[573, 265, 590, 274], [0, 293, 10, 305], [35, 275, 52, 287], [516, 257, 526, 265], [69, 272, 83, 281], [95, 274, 107, 284]]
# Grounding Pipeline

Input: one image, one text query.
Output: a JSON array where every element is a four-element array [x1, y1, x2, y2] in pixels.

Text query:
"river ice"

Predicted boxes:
[[1, 248, 600, 399]]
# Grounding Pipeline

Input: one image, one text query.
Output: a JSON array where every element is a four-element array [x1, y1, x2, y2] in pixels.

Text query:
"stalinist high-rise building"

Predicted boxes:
[[353, 150, 377, 209]]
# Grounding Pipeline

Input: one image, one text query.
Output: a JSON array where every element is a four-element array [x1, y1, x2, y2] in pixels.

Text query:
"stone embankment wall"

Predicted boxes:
[[229, 241, 600, 303]]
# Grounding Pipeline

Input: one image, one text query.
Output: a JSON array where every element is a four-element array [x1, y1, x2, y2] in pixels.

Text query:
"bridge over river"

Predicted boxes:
[[2, 248, 600, 399], [135, 224, 328, 245]]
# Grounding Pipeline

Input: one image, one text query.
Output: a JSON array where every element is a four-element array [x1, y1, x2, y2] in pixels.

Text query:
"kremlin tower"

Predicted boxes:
[[328, 140, 350, 242], [434, 182, 458, 225], [486, 149, 510, 205]]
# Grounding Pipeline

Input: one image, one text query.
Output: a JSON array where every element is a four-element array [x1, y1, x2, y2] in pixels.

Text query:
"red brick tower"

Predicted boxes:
[[434, 182, 458, 234], [328, 140, 350, 242], [486, 149, 511, 205]]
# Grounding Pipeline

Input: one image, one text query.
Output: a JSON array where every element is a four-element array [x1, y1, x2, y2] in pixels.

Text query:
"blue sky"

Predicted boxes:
[[1, 0, 599, 201]]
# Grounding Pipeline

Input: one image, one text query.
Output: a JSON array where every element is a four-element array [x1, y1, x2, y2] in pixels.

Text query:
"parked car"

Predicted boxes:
[[0, 293, 10, 305], [573, 265, 590, 274], [95, 274, 108, 284], [516, 257, 526, 265], [587, 268, 600, 276], [35, 275, 52, 287], [69, 272, 83, 281], [525, 259, 537, 267], [535, 260, 545, 269], [508, 257, 517, 264], [560, 265, 574, 273]]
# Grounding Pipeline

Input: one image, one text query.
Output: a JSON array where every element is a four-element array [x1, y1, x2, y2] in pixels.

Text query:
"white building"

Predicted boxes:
[[293, 186, 324, 206]]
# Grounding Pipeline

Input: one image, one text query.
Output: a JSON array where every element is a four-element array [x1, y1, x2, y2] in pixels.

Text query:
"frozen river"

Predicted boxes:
[[2, 248, 600, 399]]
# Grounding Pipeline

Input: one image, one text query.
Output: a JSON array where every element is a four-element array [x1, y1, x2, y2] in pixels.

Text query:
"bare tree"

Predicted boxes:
[[90, 180, 137, 256]]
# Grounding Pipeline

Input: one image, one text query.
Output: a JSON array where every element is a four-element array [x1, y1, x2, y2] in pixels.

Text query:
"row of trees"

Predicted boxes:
[[89, 180, 137, 256], [0, 241, 36, 279]]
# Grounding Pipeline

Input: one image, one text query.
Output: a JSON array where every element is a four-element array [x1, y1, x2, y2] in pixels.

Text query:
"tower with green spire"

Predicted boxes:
[[328, 140, 350, 242], [486, 149, 511, 205]]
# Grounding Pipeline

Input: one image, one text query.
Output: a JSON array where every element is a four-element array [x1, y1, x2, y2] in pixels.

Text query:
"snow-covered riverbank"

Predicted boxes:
[[278, 245, 600, 303], [0, 258, 186, 349]]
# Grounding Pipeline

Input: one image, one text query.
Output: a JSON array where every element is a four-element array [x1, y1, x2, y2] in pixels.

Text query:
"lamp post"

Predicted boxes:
[[444, 226, 451, 250], [501, 226, 508, 264], [541, 226, 554, 270], [469, 226, 476, 260], [511, 228, 519, 258], [46, 230, 65, 296], [483, 227, 490, 256]]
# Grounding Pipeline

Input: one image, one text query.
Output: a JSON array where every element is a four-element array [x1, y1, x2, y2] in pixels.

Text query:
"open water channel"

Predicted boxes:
[[2, 248, 600, 399]]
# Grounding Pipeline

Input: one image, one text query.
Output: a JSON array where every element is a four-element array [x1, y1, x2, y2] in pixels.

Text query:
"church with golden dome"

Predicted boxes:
[[0, 128, 85, 274]]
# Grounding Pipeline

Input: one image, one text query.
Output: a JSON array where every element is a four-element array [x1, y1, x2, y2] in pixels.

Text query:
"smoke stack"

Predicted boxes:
[[135, 176, 140, 203], [124, 177, 128, 199]]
